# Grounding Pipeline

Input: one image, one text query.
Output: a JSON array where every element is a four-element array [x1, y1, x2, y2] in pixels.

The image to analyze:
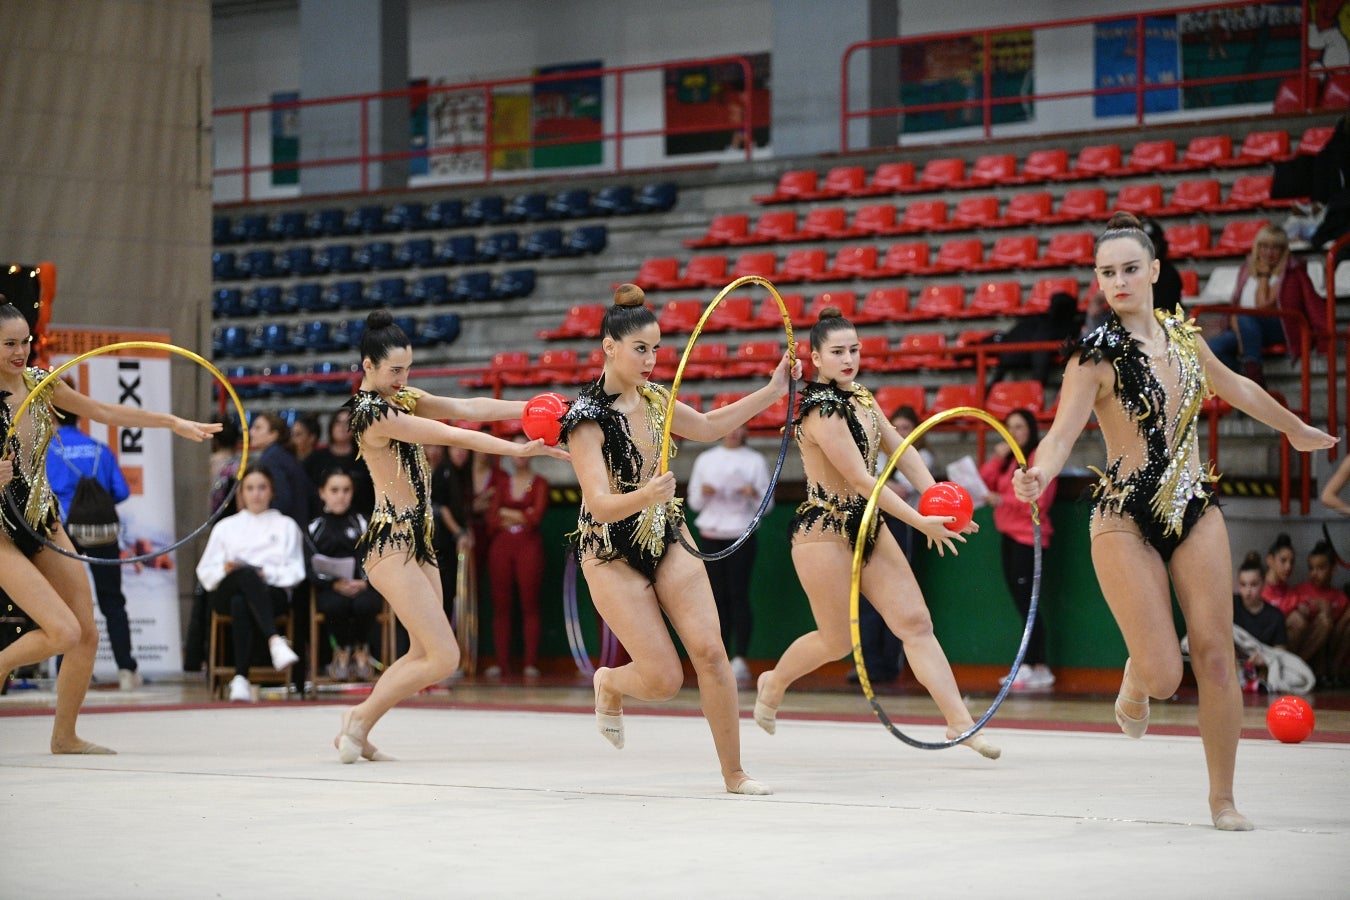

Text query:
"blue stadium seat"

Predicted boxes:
[[356, 241, 397, 271], [316, 243, 362, 273], [212, 251, 243, 281], [550, 189, 593, 218], [451, 271, 494, 303], [388, 202, 428, 231], [637, 181, 678, 212], [250, 285, 293, 316], [308, 207, 349, 237], [268, 211, 309, 240], [306, 360, 357, 395], [298, 320, 340, 353], [327, 280, 365, 310], [332, 318, 366, 350], [419, 313, 462, 346], [411, 274, 451, 304], [277, 246, 319, 277], [266, 362, 307, 396], [508, 192, 555, 222], [594, 185, 637, 215], [289, 282, 335, 312], [221, 325, 255, 357], [426, 199, 465, 229], [256, 322, 298, 354], [212, 327, 226, 356], [436, 235, 479, 266], [522, 227, 568, 259], [239, 249, 280, 279], [368, 277, 411, 307], [568, 224, 608, 255], [465, 194, 507, 226], [348, 204, 392, 234], [478, 231, 523, 262], [494, 268, 536, 299], [212, 288, 249, 318], [391, 315, 421, 344], [223, 365, 265, 400], [230, 214, 268, 243], [396, 238, 436, 268], [212, 215, 233, 245]]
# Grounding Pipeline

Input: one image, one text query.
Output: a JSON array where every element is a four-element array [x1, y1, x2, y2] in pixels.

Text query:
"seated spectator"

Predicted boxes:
[[308, 469, 384, 682], [985, 290, 1080, 388], [291, 413, 321, 476], [1206, 225, 1327, 385], [1292, 541, 1350, 686], [305, 407, 375, 519], [196, 465, 305, 702], [1262, 532, 1299, 615], [1232, 551, 1288, 691], [250, 412, 319, 531]]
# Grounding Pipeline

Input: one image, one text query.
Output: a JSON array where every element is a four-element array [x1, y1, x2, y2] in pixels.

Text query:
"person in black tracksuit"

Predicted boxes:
[[308, 469, 384, 681]]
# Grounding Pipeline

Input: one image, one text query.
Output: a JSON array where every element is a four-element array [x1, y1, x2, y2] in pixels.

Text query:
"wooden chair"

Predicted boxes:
[[306, 583, 398, 698], [208, 599, 296, 699]]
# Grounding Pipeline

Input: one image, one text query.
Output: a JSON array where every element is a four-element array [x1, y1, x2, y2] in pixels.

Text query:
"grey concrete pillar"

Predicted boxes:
[[298, 0, 408, 194], [771, 0, 897, 157]]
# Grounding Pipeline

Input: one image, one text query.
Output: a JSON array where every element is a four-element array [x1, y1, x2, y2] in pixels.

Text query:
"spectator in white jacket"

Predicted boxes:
[[196, 465, 305, 701]]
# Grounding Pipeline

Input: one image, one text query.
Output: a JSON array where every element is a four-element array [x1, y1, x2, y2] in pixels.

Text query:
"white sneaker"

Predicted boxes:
[[118, 669, 142, 691], [1026, 665, 1056, 689], [268, 637, 299, 670], [999, 667, 1032, 689], [730, 656, 751, 686], [523, 666, 541, 678], [228, 674, 253, 702], [483, 665, 502, 679]]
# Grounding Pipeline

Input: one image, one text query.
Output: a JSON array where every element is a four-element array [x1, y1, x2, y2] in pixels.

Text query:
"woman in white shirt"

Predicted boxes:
[[196, 465, 306, 701]]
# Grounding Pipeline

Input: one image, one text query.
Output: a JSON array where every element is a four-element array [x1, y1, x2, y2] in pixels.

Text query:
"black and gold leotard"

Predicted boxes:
[[345, 387, 436, 567], [1075, 307, 1217, 562], [0, 367, 62, 558], [558, 378, 683, 584], [789, 380, 883, 562]]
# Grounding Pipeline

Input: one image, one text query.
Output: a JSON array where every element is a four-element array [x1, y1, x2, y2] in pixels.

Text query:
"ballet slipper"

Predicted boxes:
[[946, 726, 1001, 760], [334, 708, 366, 765], [1114, 658, 1150, 740], [1212, 808, 1255, 832], [725, 772, 773, 796], [593, 667, 624, 750], [361, 742, 396, 762], [753, 671, 778, 736], [50, 738, 116, 755]]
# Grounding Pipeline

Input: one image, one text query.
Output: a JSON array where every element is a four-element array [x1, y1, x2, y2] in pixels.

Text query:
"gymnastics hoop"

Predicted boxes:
[[657, 275, 797, 562], [562, 551, 618, 677], [2, 341, 249, 566], [850, 405, 1041, 750], [452, 546, 479, 675]]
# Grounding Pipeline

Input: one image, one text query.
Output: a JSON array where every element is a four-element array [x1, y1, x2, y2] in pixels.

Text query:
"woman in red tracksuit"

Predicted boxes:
[[485, 436, 549, 678]]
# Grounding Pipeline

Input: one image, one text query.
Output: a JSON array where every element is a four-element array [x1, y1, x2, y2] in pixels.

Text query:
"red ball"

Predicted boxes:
[[918, 481, 974, 532], [1266, 695, 1315, 744], [521, 392, 568, 446]]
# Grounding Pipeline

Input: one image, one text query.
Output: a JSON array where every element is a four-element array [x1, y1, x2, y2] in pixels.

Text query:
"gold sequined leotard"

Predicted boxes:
[[1076, 307, 1217, 562], [557, 378, 683, 584], [789, 380, 883, 562], [344, 388, 436, 568], [0, 367, 62, 558]]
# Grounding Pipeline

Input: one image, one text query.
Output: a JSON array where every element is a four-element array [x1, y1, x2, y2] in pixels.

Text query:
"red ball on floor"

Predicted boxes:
[[1266, 695, 1315, 743]]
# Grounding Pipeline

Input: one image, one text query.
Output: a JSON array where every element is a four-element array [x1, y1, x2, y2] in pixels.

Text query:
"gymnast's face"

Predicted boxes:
[[1094, 237, 1159, 318], [603, 322, 660, 388], [1266, 547, 1293, 584], [364, 345, 413, 396], [811, 326, 860, 387], [0, 318, 32, 377]]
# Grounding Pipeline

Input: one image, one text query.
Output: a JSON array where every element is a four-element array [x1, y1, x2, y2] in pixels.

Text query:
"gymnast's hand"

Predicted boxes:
[[517, 437, 571, 462], [0, 457, 12, 488], [644, 470, 677, 505], [769, 351, 802, 396], [916, 514, 965, 558], [1012, 467, 1046, 503], [172, 418, 224, 442], [1289, 423, 1338, 453]]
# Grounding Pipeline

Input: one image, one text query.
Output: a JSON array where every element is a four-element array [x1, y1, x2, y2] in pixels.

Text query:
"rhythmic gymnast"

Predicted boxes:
[[752, 307, 1000, 760], [559, 284, 796, 795], [1013, 212, 1337, 831], [0, 299, 220, 753], [332, 310, 568, 763]]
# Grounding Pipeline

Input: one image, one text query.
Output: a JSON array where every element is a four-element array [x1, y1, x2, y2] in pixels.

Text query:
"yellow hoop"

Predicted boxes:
[[657, 275, 796, 473]]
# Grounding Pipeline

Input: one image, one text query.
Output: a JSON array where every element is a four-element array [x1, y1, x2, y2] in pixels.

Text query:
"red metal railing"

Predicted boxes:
[[841, 0, 1335, 151], [213, 55, 758, 203]]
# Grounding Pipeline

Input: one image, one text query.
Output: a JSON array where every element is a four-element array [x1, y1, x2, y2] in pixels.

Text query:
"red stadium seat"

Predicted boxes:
[[1119, 139, 1176, 173], [536, 348, 583, 385], [873, 385, 927, 418], [651, 346, 679, 381], [1194, 219, 1268, 258], [1028, 277, 1079, 313], [1063, 144, 1121, 179], [1031, 231, 1094, 268], [685, 214, 750, 248], [931, 238, 985, 273], [678, 393, 703, 412], [851, 204, 900, 236], [633, 256, 689, 291], [682, 255, 729, 289], [1164, 223, 1212, 258], [1180, 268, 1200, 297], [1020, 148, 1069, 182], [659, 299, 704, 334], [969, 280, 1023, 316], [731, 340, 781, 377], [1221, 175, 1278, 210], [966, 154, 1018, 186], [740, 211, 800, 244], [864, 161, 917, 194], [893, 332, 955, 370], [1324, 73, 1350, 109], [537, 303, 605, 340], [858, 334, 896, 371], [897, 199, 950, 233], [703, 295, 754, 332], [1165, 135, 1231, 171], [1274, 76, 1320, 113], [1163, 179, 1222, 215], [914, 157, 966, 191], [912, 284, 968, 320], [930, 382, 979, 414], [826, 245, 883, 279], [1298, 125, 1334, 155], [729, 251, 779, 282], [683, 341, 731, 380], [583, 347, 606, 380], [746, 396, 791, 436], [986, 380, 1045, 419], [1053, 187, 1108, 222], [817, 165, 869, 198], [754, 169, 818, 204], [777, 248, 829, 283], [748, 292, 805, 330], [952, 195, 1001, 228], [488, 351, 536, 387], [800, 206, 856, 240], [1222, 130, 1289, 167], [1113, 183, 1164, 215], [1002, 191, 1054, 225], [807, 290, 857, 322], [880, 241, 932, 276], [853, 287, 911, 324], [987, 234, 1040, 269]]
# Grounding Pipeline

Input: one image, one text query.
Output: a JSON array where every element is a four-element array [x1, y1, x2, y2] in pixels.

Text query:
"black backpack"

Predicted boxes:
[[59, 444, 120, 546]]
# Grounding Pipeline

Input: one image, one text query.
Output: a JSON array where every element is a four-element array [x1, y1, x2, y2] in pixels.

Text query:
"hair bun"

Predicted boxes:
[[1105, 211, 1143, 231], [817, 305, 843, 321], [613, 283, 646, 308], [1242, 550, 1262, 566], [366, 310, 394, 329]]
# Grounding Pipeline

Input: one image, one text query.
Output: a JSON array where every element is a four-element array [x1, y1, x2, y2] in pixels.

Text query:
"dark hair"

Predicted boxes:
[[292, 413, 321, 441], [891, 404, 920, 427], [1267, 533, 1293, 556], [360, 309, 410, 365], [255, 411, 292, 452], [1006, 408, 1040, 454], [601, 283, 657, 341], [238, 463, 275, 489], [319, 467, 353, 489], [1095, 211, 1155, 261], [1238, 551, 1264, 576], [0, 298, 26, 326], [1309, 540, 1334, 562], [213, 415, 241, 452], [327, 406, 351, 444], [809, 305, 855, 352], [1138, 216, 1169, 261]]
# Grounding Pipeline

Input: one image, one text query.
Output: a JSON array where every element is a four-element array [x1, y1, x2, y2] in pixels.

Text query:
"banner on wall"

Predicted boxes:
[[1094, 16, 1181, 117], [664, 53, 771, 155], [532, 61, 603, 168], [409, 77, 430, 176], [898, 32, 1034, 134], [270, 91, 300, 186], [428, 83, 487, 177], [493, 93, 532, 171], [48, 329, 181, 679], [1179, 2, 1302, 108]]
